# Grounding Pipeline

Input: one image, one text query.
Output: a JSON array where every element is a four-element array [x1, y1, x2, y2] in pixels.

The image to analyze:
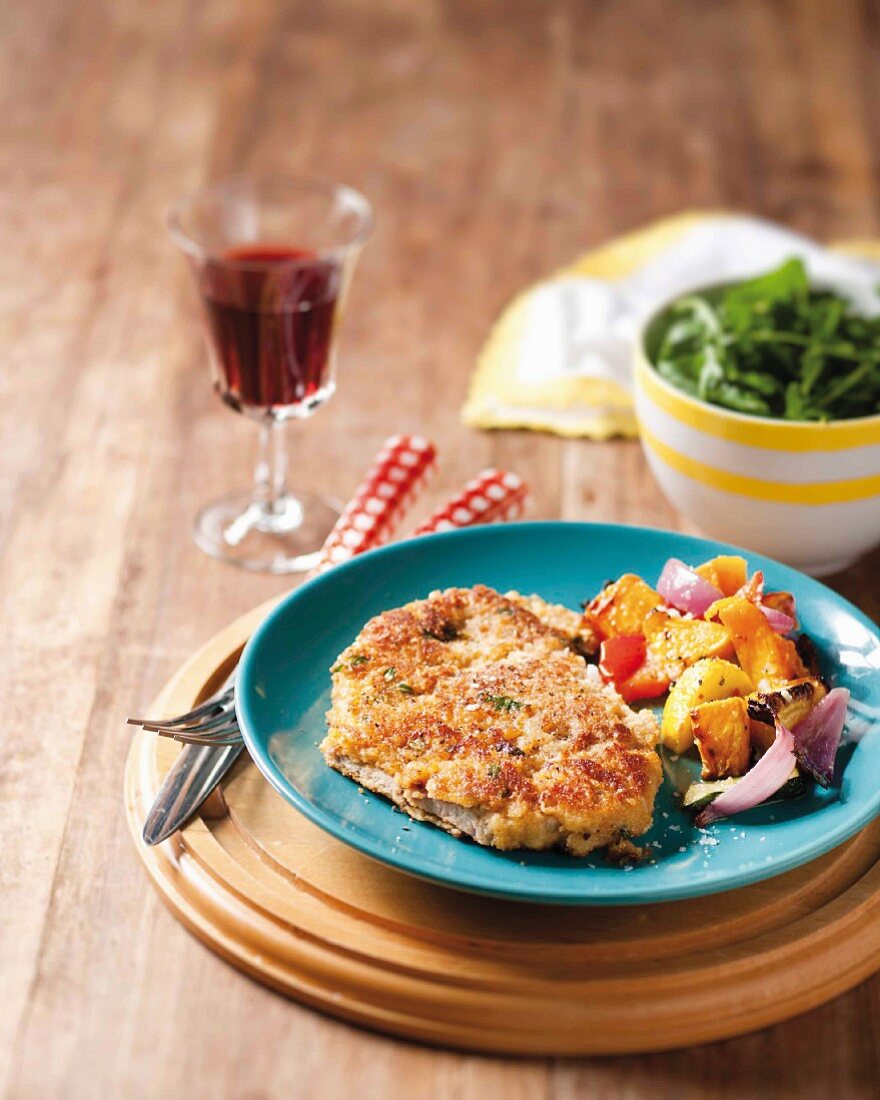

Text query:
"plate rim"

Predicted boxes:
[[236, 520, 880, 905]]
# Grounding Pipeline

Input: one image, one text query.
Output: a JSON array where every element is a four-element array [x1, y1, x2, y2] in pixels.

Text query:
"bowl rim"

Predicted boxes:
[[636, 280, 880, 432]]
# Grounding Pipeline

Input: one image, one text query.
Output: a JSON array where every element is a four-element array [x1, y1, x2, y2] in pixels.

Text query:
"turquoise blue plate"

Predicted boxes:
[[236, 522, 880, 905]]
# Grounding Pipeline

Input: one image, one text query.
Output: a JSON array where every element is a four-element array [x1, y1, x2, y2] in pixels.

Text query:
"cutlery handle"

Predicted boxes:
[[413, 468, 528, 535], [142, 742, 243, 845], [312, 434, 436, 574]]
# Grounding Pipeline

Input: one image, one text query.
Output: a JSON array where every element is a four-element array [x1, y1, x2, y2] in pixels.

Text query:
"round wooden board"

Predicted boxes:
[[125, 600, 880, 1055]]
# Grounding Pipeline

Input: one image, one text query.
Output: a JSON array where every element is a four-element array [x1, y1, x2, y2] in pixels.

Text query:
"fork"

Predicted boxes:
[[127, 683, 240, 746]]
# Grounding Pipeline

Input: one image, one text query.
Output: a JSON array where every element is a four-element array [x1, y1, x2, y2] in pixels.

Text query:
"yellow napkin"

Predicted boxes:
[[462, 212, 880, 441]]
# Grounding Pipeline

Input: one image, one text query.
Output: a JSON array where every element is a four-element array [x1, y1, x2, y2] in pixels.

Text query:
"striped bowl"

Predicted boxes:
[[634, 330, 880, 576]]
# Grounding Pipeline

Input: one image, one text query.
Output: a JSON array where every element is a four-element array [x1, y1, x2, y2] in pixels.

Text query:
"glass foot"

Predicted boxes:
[[193, 490, 341, 574]]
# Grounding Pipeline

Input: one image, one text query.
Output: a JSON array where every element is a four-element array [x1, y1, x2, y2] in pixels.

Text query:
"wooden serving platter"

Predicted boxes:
[[124, 600, 880, 1055]]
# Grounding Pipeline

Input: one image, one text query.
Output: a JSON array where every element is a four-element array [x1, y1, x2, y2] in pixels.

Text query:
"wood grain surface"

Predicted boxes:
[[2, 0, 878, 1097]]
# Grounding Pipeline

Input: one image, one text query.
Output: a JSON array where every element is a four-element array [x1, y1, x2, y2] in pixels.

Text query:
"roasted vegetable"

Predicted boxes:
[[691, 697, 751, 779], [658, 558, 724, 616], [613, 657, 672, 703], [607, 612, 734, 704], [683, 769, 805, 811], [599, 634, 647, 686], [748, 677, 828, 728], [748, 678, 828, 752], [789, 687, 850, 788], [695, 720, 798, 827], [760, 604, 797, 635], [661, 658, 754, 753], [584, 574, 662, 639], [644, 609, 734, 670], [707, 581, 797, 635], [738, 570, 765, 603], [764, 590, 798, 628], [717, 597, 808, 689], [704, 571, 764, 622], [695, 555, 748, 597], [748, 717, 777, 755], [704, 594, 738, 622], [683, 777, 741, 810]]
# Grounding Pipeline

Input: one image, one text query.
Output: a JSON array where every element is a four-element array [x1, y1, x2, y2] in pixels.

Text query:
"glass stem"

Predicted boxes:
[[254, 421, 289, 517]]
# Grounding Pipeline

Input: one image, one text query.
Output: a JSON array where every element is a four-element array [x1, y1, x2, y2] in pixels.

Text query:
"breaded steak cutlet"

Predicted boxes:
[[321, 584, 661, 856]]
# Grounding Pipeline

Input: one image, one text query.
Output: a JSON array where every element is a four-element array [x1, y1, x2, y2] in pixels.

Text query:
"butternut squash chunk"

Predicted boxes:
[[584, 574, 663, 640], [691, 697, 751, 780], [704, 572, 764, 622], [661, 658, 754, 753], [704, 594, 739, 622], [643, 609, 734, 672], [717, 597, 808, 690], [695, 555, 748, 597]]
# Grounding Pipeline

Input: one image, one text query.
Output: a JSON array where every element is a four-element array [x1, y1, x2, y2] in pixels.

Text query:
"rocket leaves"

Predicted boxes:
[[650, 258, 880, 421]]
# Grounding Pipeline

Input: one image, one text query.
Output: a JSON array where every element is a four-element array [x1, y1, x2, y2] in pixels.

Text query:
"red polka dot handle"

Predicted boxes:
[[412, 468, 528, 535], [311, 435, 437, 574]]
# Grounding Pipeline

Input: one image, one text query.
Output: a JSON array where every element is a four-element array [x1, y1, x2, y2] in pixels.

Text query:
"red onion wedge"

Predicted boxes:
[[695, 720, 797, 828], [791, 687, 850, 788], [657, 558, 723, 617], [759, 604, 797, 635]]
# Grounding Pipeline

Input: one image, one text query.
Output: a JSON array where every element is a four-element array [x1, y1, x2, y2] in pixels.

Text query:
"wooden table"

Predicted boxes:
[[3, 1, 878, 1096]]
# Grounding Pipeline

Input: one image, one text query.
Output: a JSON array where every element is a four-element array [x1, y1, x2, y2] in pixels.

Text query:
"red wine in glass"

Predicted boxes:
[[200, 244, 342, 418], [169, 175, 372, 573]]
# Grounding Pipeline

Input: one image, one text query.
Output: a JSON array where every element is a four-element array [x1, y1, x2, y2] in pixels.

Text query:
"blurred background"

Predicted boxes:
[[3, 1, 878, 1097]]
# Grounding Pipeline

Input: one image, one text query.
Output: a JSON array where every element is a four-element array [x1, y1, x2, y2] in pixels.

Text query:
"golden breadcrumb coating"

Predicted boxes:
[[321, 585, 660, 856]]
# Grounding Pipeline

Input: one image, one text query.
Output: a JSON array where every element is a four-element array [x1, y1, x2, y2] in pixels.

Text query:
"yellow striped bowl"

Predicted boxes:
[[634, 343, 880, 576]]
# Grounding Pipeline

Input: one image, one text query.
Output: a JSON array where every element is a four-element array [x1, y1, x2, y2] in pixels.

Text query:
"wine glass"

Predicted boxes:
[[168, 176, 373, 573]]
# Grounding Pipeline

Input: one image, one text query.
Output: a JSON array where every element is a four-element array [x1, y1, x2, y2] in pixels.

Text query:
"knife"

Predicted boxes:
[[143, 739, 243, 845]]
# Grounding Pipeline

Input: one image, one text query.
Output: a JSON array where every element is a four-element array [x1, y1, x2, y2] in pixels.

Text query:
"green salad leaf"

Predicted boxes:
[[650, 258, 880, 421]]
